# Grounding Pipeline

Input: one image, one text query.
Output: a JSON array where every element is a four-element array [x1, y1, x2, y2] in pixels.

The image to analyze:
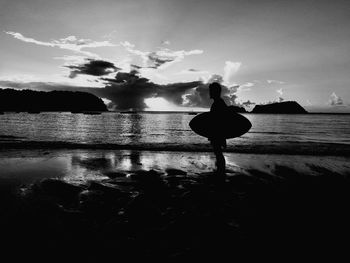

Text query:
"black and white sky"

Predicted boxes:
[[0, 0, 349, 111]]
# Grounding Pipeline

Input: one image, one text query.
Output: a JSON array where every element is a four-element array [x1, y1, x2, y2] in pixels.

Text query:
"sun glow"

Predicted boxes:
[[144, 97, 176, 111], [144, 97, 209, 112]]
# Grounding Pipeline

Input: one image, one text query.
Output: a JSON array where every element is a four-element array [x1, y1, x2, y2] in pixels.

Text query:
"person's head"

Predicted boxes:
[[209, 82, 221, 99]]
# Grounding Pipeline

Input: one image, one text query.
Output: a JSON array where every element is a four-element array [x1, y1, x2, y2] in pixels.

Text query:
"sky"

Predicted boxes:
[[0, 0, 349, 112]]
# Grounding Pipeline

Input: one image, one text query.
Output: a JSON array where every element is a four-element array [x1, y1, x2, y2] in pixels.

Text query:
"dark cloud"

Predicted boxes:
[[102, 70, 147, 84], [130, 64, 157, 70], [96, 71, 200, 110], [130, 64, 142, 70], [157, 81, 202, 106], [0, 72, 200, 111], [147, 52, 174, 68], [1, 70, 242, 111], [241, 100, 256, 107], [65, 59, 120, 78], [94, 71, 159, 109]]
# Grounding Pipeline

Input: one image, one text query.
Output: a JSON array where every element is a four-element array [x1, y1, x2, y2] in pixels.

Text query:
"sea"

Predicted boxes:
[[0, 112, 350, 156]]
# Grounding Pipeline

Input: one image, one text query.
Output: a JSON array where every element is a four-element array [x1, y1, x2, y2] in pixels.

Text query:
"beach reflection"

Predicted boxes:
[[65, 150, 216, 183], [1, 149, 350, 185]]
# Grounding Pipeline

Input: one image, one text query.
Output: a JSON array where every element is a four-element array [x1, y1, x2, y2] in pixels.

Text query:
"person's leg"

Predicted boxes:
[[212, 143, 226, 175]]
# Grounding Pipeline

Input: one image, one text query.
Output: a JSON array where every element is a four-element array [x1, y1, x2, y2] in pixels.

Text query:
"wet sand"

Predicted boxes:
[[1, 149, 350, 261], [1, 149, 349, 185]]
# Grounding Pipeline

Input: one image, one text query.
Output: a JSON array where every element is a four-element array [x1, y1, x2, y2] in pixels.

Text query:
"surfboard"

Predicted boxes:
[[189, 110, 252, 139]]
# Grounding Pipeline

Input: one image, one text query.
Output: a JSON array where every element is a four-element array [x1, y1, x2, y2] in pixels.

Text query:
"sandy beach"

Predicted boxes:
[[1, 149, 350, 261]]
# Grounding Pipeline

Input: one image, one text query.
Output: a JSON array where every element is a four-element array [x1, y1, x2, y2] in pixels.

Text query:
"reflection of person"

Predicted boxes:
[[209, 82, 228, 175]]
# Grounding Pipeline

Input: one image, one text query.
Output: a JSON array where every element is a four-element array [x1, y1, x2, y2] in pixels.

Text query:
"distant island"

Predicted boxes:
[[0, 89, 107, 112], [252, 101, 308, 114]]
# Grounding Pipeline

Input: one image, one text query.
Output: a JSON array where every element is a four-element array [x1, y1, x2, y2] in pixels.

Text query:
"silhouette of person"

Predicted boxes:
[[209, 82, 227, 176]]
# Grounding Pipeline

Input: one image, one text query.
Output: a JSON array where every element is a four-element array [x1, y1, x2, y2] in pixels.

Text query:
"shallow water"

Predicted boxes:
[[1, 112, 350, 155]]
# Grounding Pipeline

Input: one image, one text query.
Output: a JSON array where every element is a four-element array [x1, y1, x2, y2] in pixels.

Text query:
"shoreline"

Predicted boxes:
[[2, 110, 350, 115], [1, 140, 350, 156]]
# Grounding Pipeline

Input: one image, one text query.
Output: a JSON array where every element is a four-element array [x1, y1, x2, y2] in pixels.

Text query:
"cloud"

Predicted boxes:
[[161, 40, 171, 45], [0, 74, 43, 83], [275, 88, 285, 102], [130, 64, 157, 70], [328, 92, 344, 106], [102, 69, 144, 83], [0, 68, 246, 110], [90, 71, 201, 110], [1, 69, 201, 110], [223, 61, 241, 86], [101, 98, 114, 110], [157, 81, 202, 106], [148, 51, 175, 68], [149, 49, 203, 69], [120, 41, 149, 63], [241, 100, 256, 107], [183, 74, 240, 108], [102, 30, 118, 40], [65, 59, 120, 78], [0, 80, 91, 91], [238, 82, 254, 91], [120, 41, 203, 69], [176, 69, 210, 75], [54, 55, 89, 63], [1, 44, 245, 111], [267, 79, 285, 84], [181, 61, 242, 107], [5, 31, 116, 57]]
